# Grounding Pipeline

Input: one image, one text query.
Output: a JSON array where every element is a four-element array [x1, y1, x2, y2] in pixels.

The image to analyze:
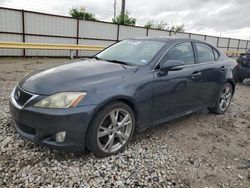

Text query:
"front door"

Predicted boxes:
[[152, 42, 202, 123]]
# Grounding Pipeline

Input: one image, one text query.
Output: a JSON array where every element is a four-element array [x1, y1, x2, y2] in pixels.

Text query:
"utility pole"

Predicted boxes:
[[113, 0, 117, 19], [121, 0, 126, 24]]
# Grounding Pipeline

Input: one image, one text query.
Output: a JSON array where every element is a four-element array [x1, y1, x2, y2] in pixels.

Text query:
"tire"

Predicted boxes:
[[208, 83, 233, 114], [238, 77, 244, 83], [86, 102, 135, 158]]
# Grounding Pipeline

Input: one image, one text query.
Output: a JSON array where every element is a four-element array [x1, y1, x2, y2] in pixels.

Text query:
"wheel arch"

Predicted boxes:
[[224, 79, 235, 94], [93, 96, 138, 120]]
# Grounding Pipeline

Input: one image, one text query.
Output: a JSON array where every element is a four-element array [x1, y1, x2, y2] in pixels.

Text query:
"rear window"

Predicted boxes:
[[196, 43, 215, 63]]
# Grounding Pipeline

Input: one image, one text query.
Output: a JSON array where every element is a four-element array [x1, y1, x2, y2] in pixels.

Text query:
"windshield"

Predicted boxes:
[[96, 40, 165, 66]]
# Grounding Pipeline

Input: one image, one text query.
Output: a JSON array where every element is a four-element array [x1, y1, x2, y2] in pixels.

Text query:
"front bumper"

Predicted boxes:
[[9, 94, 97, 152]]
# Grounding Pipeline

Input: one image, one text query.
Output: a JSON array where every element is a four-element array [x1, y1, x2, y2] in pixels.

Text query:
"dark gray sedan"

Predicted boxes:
[[9, 37, 238, 157]]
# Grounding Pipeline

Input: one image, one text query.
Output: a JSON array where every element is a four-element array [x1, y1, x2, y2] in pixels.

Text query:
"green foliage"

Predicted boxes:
[[144, 21, 185, 32], [145, 20, 168, 30], [112, 11, 136, 26], [156, 21, 169, 30], [144, 21, 154, 29], [170, 24, 185, 33], [69, 7, 96, 21]]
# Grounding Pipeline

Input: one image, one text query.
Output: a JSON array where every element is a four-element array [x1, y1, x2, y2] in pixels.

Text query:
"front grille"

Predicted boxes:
[[14, 86, 33, 106]]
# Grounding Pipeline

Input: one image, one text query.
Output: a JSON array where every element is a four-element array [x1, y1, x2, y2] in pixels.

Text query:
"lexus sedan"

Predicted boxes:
[[9, 37, 238, 157], [236, 49, 250, 82]]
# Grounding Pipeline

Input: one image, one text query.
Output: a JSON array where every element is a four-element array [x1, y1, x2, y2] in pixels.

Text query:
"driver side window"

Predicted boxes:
[[160, 42, 195, 66]]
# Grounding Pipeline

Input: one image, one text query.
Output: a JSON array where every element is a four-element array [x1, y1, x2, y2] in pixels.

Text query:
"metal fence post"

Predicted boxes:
[[146, 28, 149, 37], [216, 37, 219, 48], [76, 19, 79, 57], [116, 24, 120, 42], [21, 9, 26, 57], [70, 50, 74, 59], [237, 39, 240, 51], [227, 38, 230, 51]]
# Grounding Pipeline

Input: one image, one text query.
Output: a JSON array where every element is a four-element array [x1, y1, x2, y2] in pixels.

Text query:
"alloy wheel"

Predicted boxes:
[[97, 109, 133, 153], [219, 85, 232, 112]]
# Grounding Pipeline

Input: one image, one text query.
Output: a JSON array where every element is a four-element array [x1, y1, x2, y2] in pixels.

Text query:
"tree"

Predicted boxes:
[[145, 21, 168, 30], [69, 7, 96, 21], [170, 24, 185, 33], [112, 11, 136, 26], [144, 21, 185, 32], [144, 21, 154, 29], [156, 21, 169, 30]]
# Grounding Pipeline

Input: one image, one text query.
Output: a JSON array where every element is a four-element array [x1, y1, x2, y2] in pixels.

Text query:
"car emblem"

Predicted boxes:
[[15, 90, 21, 100]]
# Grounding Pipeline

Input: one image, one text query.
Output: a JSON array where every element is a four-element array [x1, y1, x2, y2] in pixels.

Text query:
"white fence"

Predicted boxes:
[[0, 7, 249, 57]]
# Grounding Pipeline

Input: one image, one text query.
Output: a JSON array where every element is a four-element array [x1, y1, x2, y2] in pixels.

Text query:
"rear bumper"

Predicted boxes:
[[9, 99, 97, 152]]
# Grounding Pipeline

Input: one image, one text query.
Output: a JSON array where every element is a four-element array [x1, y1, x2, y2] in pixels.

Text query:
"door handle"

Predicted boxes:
[[192, 71, 202, 79], [220, 66, 226, 72]]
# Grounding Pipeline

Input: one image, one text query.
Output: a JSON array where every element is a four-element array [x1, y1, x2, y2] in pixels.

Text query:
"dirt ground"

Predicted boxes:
[[0, 57, 249, 188]]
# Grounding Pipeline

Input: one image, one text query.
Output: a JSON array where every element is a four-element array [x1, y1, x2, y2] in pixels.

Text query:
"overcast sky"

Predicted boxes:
[[1, 0, 250, 40]]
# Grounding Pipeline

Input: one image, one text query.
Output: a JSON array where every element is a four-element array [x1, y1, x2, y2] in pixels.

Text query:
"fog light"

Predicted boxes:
[[56, 131, 66, 142]]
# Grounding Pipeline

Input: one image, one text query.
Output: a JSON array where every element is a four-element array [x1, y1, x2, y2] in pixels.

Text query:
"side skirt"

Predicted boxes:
[[137, 106, 207, 133]]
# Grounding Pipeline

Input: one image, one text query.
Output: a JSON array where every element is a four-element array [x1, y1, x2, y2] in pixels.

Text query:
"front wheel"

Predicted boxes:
[[208, 83, 233, 114], [86, 102, 135, 158]]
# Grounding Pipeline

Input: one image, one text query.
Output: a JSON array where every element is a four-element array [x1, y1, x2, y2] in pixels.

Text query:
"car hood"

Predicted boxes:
[[19, 59, 137, 95]]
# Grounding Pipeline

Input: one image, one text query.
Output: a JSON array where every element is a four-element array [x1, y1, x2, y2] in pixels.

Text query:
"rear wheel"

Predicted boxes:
[[86, 102, 135, 158], [208, 83, 233, 114], [238, 77, 244, 83]]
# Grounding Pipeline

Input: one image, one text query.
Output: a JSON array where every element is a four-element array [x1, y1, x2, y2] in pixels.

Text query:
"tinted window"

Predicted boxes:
[[160, 42, 195, 65], [196, 43, 215, 63], [213, 48, 220, 60]]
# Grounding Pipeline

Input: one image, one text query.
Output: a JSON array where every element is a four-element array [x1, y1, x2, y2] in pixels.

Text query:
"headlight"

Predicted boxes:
[[34, 92, 87, 108]]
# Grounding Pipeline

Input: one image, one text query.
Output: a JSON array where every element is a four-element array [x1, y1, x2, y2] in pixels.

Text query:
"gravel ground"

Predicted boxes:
[[0, 57, 249, 188]]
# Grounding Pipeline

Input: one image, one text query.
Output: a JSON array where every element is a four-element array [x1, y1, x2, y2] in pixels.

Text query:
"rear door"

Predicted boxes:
[[193, 42, 227, 106]]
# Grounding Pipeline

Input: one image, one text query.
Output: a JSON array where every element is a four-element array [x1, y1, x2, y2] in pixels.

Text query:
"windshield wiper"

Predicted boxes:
[[105, 59, 133, 66], [93, 57, 134, 66]]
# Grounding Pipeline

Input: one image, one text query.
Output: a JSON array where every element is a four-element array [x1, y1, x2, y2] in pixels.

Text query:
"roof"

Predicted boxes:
[[130, 36, 202, 43]]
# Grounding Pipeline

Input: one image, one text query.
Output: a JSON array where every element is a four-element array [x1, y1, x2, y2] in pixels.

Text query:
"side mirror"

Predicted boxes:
[[160, 60, 185, 72]]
